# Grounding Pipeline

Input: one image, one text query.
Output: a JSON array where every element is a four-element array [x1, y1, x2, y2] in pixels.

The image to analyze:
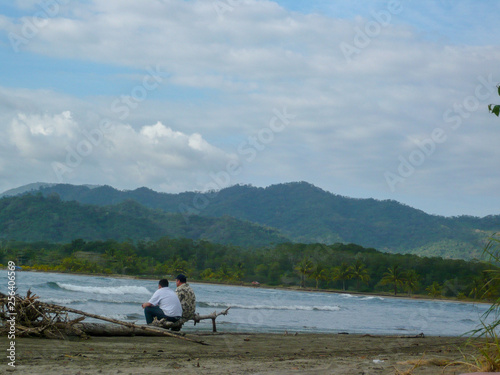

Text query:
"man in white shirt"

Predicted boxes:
[[141, 279, 182, 324]]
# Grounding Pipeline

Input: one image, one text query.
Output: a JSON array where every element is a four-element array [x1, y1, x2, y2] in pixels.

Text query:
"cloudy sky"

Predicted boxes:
[[0, 0, 499, 217]]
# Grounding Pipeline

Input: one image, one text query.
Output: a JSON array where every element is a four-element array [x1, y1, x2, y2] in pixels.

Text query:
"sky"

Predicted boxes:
[[0, 0, 499, 217]]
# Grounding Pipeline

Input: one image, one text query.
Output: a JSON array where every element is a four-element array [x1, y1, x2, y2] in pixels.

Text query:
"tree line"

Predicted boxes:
[[1, 237, 497, 300]]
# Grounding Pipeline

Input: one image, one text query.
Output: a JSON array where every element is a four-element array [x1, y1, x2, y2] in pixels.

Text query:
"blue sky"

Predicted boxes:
[[0, 0, 499, 217]]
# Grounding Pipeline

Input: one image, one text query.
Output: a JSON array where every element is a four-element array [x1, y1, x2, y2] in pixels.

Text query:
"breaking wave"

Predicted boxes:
[[52, 282, 150, 295], [198, 301, 340, 311]]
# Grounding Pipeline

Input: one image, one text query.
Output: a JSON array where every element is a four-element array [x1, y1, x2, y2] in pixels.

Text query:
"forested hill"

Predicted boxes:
[[0, 194, 288, 247], [4, 181, 500, 259]]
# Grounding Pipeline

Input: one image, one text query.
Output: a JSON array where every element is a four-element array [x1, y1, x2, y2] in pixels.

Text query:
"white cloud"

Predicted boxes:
[[0, 0, 500, 216], [1, 105, 237, 192], [9, 111, 78, 158]]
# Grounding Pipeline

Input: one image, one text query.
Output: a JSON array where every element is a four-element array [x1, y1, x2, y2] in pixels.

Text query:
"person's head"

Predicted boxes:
[[158, 279, 169, 288], [176, 274, 187, 286]]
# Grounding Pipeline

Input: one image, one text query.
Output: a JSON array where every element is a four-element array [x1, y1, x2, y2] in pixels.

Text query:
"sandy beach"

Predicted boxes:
[[3, 332, 486, 374]]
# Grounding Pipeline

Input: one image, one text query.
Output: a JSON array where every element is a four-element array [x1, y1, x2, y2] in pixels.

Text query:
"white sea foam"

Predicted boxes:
[[360, 296, 385, 301], [109, 314, 132, 321], [199, 302, 340, 311], [56, 282, 150, 295], [41, 298, 85, 304], [340, 294, 384, 301]]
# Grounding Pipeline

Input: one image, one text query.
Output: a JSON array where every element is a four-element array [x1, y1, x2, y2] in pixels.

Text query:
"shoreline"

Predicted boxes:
[[17, 268, 491, 306]]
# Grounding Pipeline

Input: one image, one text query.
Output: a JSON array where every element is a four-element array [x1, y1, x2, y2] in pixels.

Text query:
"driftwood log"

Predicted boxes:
[[40, 303, 207, 345], [71, 322, 179, 336], [0, 291, 228, 344], [0, 290, 206, 344]]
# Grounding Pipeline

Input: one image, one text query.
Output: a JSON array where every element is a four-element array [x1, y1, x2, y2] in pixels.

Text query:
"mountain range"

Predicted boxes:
[[1, 181, 498, 259]]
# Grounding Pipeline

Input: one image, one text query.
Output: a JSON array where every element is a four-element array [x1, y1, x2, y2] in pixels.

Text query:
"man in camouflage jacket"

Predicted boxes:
[[175, 274, 196, 321]]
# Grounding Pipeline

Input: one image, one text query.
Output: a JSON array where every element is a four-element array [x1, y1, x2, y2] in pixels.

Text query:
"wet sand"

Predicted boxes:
[[3, 332, 484, 374]]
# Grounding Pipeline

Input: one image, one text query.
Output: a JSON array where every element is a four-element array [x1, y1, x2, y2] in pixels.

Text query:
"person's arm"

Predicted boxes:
[[142, 288, 160, 309]]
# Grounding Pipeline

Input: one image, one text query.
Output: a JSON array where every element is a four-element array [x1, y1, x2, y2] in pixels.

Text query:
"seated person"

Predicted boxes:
[[141, 279, 182, 324], [175, 274, 196, 321]]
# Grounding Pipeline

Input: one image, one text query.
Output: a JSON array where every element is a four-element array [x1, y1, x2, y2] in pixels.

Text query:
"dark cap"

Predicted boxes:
[[176, 274, 187, 283]]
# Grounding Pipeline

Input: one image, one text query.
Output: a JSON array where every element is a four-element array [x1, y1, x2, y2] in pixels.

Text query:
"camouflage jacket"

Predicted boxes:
[[175, 283, 196, 320]]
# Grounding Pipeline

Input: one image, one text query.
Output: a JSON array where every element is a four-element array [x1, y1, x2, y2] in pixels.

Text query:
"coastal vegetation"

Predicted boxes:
[[1, 237, 498, 301], [488, 84, 500, 116], [461, 234, 500, 372]]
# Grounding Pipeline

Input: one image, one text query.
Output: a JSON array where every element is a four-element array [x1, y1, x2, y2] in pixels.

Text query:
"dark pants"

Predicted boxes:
[[144, 306, 181, 324]]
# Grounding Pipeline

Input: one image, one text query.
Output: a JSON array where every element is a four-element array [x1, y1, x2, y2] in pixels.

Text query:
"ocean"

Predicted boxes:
[[3, 270, 492, 336]]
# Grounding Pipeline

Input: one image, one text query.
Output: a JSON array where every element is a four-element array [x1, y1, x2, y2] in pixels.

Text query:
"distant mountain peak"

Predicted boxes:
[[3, 180, 499, 259], [0, 182, 57, 197], [0, 182, 104, 198]]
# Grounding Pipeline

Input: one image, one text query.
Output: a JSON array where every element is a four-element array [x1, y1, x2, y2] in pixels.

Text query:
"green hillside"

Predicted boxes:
[[0, 194, 289, 247], [27, 181, 500, 259]]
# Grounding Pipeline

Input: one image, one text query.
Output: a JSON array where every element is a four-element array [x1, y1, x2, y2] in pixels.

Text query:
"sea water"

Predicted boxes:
[[2, 270, 492, 336]]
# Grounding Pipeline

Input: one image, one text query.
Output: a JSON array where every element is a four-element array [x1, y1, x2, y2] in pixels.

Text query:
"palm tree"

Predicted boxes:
[[380, 264, 405, 296], [404, 269, 420, 296], [231, 262, 245, 282], [169, 256, 192, 276], [426, 281, 442, 298], [309, 263, 329, 289], [349, 259, 370, 291], [332, 262, 352, 291], [294, 257, 313, 288], [215, 262, 231, 281]]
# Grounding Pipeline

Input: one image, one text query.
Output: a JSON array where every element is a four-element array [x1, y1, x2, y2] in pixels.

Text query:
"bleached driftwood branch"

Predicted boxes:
[[0, 291, 206, 345]]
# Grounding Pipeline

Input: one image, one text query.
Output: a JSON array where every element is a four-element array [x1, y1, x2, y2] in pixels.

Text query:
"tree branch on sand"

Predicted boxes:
[[0, 291, 209, 345]]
